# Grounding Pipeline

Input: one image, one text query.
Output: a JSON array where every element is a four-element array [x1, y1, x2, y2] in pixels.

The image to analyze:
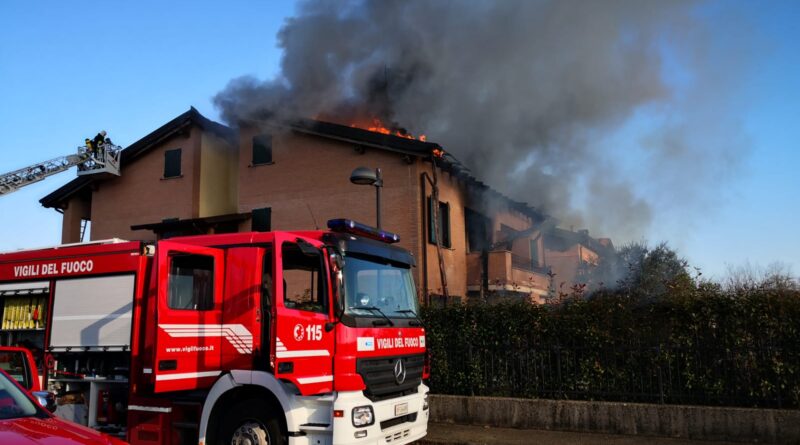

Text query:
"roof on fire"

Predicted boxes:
[[277, 118, 548, 222]]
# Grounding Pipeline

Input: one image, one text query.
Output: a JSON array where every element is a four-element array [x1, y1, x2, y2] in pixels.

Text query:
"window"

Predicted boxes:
[[282, 242, 326, 313], [0, 372, 38, 419], [465, 208, 490, 252], [530, 239, 540, 268], [164, 148, 182, 178], [0, 351, 30, 389], [252, 207, 271, 232], [252, 134, 273, 165], [168, 254, 214, 310], [428, 197, 451, 248]]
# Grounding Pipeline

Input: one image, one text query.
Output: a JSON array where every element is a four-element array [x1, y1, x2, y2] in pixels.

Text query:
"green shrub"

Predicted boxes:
[[421, 287, 800, 408]]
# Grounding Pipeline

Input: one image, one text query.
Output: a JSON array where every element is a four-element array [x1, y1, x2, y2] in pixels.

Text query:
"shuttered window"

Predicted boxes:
[[50, 275, 135, 351], [252, 207, 272, 232], [428, 197, 451, 248], [164, 148, 182, 178]]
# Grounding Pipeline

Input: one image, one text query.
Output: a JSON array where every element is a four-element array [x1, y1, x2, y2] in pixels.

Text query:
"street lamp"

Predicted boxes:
[[350, 166, 383, 229]]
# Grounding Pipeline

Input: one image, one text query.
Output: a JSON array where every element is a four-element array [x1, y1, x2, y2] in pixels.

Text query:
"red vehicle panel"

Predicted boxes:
[[0, 241, 143, 282], [272, 233, 335, 395], [152, 240, 225, 393]]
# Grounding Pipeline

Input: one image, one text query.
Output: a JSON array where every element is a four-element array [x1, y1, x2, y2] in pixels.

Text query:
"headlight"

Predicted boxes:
[[352, 405, 374, 427]]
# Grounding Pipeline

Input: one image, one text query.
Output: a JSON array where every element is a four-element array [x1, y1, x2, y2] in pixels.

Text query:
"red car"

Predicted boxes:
[[0, 368, 126, 444]]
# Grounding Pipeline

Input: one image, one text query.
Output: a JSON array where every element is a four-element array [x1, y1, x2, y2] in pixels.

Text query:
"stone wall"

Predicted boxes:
[[430, 395, 800, 443]]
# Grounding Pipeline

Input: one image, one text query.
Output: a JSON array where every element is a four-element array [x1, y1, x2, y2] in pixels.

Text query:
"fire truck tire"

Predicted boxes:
[[218, 399, 283, 445]]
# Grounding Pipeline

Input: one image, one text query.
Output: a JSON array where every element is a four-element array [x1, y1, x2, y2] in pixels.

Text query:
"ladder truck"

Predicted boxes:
[[0, 144, 122, 196]]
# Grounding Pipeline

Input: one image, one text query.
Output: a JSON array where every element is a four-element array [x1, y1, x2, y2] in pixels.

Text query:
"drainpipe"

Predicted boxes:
[[420, 154, 449, 304], [420, 175, 429, 303]]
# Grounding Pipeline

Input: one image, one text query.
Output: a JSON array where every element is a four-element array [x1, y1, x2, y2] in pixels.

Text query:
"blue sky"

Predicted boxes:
[[0, 1, 797, 280]]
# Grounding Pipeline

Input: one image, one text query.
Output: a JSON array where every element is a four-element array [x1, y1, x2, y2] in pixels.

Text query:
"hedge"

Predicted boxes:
[[420, 287, 800, 408]]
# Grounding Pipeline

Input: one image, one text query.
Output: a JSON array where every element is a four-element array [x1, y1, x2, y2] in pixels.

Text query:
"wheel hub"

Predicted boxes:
[[231, 421, 269, 445]]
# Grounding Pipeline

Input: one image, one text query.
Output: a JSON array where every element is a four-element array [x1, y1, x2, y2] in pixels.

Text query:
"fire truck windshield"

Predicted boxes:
[[343, 255, 419, 320]]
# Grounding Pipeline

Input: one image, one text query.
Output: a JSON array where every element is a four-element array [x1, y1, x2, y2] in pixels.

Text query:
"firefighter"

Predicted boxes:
[[92, 130, 107, 150], [92, 130, 108, 162]]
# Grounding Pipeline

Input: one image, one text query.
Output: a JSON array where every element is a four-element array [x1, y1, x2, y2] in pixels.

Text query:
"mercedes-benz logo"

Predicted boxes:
[[393, 358, 407, 385]]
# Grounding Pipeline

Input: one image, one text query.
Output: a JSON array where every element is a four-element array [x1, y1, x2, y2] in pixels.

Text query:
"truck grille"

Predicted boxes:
[[356, 354, 424, 402], [380, 412, 417, 430]]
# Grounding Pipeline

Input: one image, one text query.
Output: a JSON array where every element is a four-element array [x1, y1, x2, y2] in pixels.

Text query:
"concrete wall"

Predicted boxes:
[[430, 395, 800, 444]]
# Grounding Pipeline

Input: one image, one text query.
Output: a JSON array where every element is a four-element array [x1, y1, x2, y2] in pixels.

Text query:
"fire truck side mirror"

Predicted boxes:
[[32, 391, 57, 413]]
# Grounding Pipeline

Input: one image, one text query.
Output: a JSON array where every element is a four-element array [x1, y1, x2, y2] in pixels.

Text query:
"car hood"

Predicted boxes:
[[0, 416, 122, 444]]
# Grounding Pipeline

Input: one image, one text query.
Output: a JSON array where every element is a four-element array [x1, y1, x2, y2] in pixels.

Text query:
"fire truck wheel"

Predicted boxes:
[[219, 399, 283, 445]]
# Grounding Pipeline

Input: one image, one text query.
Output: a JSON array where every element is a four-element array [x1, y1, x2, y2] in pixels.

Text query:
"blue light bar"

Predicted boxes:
[[327, 219, 400, 244]]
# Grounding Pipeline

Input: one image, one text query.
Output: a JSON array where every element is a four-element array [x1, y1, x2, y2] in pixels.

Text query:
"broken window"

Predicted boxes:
[[252, 134, 273, 165], [465, 208, 490, 252]]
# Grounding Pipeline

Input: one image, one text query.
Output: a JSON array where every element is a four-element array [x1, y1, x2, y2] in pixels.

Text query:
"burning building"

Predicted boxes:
[[40, 108, 610, 302]]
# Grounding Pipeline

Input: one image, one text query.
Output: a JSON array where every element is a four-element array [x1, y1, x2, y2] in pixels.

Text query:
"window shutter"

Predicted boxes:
[[252, 207, 272, 232], [164, 149, 182, 178], [428, 197, 437, 244]]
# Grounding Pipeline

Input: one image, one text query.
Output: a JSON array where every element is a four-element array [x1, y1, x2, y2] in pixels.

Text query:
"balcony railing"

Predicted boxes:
[[511, 253, 551, 275], [467, 251, 550, 295]]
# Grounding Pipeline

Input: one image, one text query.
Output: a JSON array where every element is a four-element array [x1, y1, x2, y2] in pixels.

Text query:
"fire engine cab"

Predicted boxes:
[[0, 219, 429, 445]]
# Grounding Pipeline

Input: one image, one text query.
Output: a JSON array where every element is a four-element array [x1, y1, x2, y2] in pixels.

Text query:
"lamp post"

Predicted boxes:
[[350, 166, 383, 229]]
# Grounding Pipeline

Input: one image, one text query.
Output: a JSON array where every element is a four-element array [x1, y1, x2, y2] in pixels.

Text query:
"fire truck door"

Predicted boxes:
[[273, 236, 334, 394], [153, 241, 225, 393]]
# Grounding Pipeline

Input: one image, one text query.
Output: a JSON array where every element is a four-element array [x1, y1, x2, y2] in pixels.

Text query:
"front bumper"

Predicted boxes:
[[331, 383, 429, 445]]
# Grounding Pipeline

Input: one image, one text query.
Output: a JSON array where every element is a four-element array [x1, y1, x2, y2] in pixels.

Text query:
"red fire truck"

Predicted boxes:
[[0, 219, 429, 445]]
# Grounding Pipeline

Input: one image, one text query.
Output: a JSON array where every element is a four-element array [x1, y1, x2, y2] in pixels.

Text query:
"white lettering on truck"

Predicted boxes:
[[60, 260, 94, 274], [376, 336, 420, 350], [13, 260, 94, 277]]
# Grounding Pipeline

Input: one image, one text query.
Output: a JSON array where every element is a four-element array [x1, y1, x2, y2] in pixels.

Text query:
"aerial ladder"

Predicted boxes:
[[0, 144, 122, 196]]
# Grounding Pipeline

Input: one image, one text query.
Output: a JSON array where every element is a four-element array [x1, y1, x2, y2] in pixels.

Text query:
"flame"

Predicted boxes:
[[358, 118, 427, 142]]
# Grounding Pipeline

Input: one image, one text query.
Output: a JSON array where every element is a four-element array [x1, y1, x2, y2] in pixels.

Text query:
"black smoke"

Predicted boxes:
[[214, 0, 752, 241]]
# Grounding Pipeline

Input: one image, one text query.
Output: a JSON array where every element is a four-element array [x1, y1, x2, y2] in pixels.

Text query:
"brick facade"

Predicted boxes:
[[42, 109, 608, 303]]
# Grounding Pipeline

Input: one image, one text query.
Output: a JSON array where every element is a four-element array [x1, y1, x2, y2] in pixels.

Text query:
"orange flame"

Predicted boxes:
[[358, 118, 427, 142]]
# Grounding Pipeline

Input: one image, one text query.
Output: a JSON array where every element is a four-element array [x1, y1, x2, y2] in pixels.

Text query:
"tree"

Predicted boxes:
[[615, 242, 693, 301], [723, 261, 799, 293]]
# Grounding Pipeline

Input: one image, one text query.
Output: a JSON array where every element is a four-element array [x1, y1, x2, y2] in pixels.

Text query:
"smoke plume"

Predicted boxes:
[[214, 0, 752, 242]]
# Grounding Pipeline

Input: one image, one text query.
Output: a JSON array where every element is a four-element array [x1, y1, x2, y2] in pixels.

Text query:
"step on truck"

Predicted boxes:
[[0, 219, 429, 445]]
